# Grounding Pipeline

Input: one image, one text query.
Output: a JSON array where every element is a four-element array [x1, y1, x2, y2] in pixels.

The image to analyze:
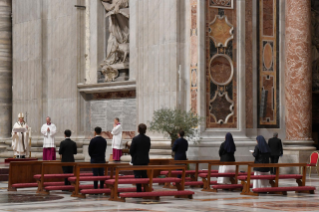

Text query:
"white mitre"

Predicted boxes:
[[18, 113, 24, 118]]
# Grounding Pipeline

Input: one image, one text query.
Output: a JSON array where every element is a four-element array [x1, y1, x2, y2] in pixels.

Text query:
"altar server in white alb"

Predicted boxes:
[[41, 116, 57, 160], [12, 113, 30, 158], [111, 118, 123, 161]]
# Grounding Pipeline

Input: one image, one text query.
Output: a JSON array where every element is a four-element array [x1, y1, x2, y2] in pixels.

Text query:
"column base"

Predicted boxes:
[[280, 149, 315, 174]]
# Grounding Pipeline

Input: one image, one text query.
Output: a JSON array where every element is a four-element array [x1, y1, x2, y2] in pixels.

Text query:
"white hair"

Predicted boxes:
[[46, 116, 51, 121]]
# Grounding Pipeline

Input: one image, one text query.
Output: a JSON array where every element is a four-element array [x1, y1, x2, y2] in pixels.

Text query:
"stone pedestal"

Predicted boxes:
[[284, 0, 314, 159], [280, 149, 314, 174]]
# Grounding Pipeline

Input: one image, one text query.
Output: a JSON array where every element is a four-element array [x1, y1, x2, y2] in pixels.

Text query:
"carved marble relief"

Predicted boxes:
[[100, 0, 129, 82], [190, 0, 198, 114], [312, 0, 319, 92], [257, 0, 279, 128], [210, 0, 233, 9], [206, 2, 237, 128]]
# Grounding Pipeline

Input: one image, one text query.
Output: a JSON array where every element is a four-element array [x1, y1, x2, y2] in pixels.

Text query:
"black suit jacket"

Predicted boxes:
[[59, 138, 77, 162], [268, 137, 283, 157], [172, 138, 188, 160], [130, 134, 151, 165], [219, 142, 235, 162], [89, 136, 107, 163]]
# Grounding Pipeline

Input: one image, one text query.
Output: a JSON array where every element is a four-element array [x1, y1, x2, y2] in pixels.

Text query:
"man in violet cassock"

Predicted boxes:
[[111, 117, 123, 161], [41, 116, 57, 160]]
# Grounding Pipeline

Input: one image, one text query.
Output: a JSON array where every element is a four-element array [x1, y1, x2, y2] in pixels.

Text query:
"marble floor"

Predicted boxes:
[[1, 177, 319, 212]]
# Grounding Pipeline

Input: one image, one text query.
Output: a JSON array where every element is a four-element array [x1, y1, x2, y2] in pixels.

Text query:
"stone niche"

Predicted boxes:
[[98, 0, 130, 83]]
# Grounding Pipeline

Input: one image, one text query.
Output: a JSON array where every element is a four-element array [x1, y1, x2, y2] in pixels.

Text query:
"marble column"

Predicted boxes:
[[0, 1, 12, 138], [284, 0, 314, 149]]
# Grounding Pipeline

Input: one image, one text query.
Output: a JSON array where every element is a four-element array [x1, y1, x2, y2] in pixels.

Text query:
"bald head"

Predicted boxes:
[[46, 116, 51, 124]]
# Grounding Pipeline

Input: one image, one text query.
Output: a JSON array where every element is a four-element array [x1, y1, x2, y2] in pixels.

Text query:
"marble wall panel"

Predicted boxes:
[[245, 0, 253, 129], [206, 1, 237, 128], [12, 0, 82, 137], [90, 98, 136, 133], [12, 0, 43, 135], [130, 0, 188, 134], [190, 0, 198, 114], [285, 0, 312, 141], [312, 0, 319, 92], [257, 0, 280, 128]]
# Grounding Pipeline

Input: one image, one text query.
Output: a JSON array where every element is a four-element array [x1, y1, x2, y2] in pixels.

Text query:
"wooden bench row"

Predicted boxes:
[[7, 159, 316, 199]]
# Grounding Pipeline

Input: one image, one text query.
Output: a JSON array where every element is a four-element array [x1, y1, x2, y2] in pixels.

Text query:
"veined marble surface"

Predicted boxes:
[[0, 176, 319, 211]]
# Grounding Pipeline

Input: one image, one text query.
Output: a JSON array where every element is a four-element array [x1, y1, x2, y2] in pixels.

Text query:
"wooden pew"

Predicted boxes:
[[105, 165, 194, 202], [149, 158, 174, 177], [70, 162, 132, 198], [201, 161, 253, 192], [36, 162, 80, 194], [162, 160, 220, 188], [7, 161, 64, 192], [240, 163, 316, 196]]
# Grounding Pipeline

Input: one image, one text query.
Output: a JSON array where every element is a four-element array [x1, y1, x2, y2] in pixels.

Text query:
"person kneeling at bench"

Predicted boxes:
[[130, 123, 151, 192], [59, 129, 77, 185]]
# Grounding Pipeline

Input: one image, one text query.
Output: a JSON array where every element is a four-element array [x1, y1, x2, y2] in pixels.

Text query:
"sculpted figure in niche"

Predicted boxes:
[[101, 0, 129, 82], [312, 0, 319, 91]]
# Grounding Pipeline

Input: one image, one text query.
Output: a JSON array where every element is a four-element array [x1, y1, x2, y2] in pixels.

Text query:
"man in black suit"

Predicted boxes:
[[59, 129, 77, 185], [89, 127, 107, 189], [268, 132, 283, 174], [130, 123, 151, 192]]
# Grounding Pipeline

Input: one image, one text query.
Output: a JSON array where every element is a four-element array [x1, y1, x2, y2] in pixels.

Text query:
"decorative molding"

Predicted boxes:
[[77, 81, 136, 94], [92, 90, 136, 99]]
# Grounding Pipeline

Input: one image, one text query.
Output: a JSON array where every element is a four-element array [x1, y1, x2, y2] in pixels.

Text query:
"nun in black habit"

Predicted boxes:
[[217, 132, 236, 184], [252, 135, 272, 188]]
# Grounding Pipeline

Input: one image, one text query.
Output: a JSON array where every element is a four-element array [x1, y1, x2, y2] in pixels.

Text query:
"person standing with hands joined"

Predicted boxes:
[[89, 127, 107, 189], [41, 116, 57, 160], [111, 118, 123, 161], [130, 124, 151, 192]]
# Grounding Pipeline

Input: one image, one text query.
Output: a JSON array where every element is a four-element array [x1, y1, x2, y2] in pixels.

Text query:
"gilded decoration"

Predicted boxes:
[[209, 15, 234, 48]]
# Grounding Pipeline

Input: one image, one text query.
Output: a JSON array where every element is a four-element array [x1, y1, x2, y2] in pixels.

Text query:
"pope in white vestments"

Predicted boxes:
[[41, 116, 57, 160], [111, 118, 123, 161], [12, 113, 30, 158]]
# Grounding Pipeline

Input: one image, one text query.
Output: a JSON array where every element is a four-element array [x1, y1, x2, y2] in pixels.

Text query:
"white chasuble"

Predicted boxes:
[[12, 122, 30, 156], [41, 123, 57, 148]]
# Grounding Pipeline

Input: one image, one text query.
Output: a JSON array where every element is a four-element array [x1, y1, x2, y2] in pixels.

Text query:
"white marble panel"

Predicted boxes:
[[90, 98, 136, 132]]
